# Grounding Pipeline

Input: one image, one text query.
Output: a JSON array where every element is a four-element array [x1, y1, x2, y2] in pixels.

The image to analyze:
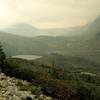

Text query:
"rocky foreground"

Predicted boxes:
[[0, 73, 52, 100]]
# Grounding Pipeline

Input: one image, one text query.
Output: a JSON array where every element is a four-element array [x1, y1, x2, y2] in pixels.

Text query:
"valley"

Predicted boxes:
[[0, 16, 100, 100], [0, 0, 99, 99]]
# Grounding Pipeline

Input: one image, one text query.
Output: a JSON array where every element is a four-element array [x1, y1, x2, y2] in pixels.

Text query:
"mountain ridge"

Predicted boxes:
[[1, 16, 100, 37], [0, 16, 99, 63]]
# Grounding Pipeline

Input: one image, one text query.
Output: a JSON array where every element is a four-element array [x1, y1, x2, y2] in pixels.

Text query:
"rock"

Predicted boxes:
[[12, 95, 22, 100], [44, 97, 52, 100], [18, 91, 36, 99], [0, 73, 52, 100], [0, 96, 4, 100], [0, 80, 8, 87], [39, 94, 44, 99]]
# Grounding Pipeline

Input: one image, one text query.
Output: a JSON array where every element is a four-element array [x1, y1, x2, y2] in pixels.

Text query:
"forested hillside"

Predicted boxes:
[[0, 16, 100, 60], [0, 16, 100, 100]]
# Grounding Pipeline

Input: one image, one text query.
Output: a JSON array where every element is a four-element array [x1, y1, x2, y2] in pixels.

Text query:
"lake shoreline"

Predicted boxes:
[[12, 55, 42, 60]]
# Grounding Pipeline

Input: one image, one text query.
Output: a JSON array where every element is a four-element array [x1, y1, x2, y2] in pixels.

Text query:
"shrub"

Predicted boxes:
[[30, 85, 42, 95], [35, 78, 77, 100]]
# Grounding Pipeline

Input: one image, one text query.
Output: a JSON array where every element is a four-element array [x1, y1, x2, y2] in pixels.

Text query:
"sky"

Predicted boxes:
[[0, 0, 100, 29]]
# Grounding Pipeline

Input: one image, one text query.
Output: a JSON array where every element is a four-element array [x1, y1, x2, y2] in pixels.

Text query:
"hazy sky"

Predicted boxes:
[[0, 0, 100, 29]]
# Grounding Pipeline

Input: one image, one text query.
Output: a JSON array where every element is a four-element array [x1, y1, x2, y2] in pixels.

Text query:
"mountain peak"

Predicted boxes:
[[12, 23, 37, 30], [2, 23, 41, 37]]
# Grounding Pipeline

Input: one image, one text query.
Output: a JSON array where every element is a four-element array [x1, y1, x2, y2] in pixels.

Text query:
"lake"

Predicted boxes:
[[12, 55, 42, 60]]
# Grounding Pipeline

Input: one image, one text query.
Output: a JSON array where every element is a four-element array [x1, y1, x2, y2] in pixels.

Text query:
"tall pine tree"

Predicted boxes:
[[0, 42, 6, 68]]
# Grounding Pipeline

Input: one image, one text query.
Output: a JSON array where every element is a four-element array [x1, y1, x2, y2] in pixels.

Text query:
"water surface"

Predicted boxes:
[[12, 55, 42, 60]]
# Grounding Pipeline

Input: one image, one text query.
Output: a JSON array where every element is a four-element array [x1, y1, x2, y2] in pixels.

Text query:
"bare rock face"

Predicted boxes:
[[0, 73, 52, 100]]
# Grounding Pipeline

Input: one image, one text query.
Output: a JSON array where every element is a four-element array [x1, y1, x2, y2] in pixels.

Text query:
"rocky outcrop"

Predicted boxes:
[[0, 73, 52, 100]]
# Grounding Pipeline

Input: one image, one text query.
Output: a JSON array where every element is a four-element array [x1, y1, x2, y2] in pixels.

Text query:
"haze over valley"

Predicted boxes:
[[0, 16, 100, 63], [0, 0, 100, 100]]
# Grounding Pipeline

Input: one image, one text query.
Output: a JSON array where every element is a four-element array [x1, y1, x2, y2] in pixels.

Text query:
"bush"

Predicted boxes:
[[35, 78, 77, 100], [30, 85, 42, 95], [17, 80, 42, 95], [76, 81, 100, 100]]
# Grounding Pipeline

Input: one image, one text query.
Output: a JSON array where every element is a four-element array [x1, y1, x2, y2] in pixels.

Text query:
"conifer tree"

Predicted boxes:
[[0, 42, 6, 68]]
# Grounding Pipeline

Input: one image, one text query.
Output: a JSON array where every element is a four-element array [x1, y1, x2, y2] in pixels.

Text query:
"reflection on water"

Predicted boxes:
[[12, 55, 42, 60]]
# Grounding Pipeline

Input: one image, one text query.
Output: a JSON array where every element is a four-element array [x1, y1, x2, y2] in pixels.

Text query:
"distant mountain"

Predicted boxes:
[[0, 31, 70, 56], [79, 16, 100, 35], [43, 27, 82, 36], [2, 23, 46, 37], [1, 16, 100, 37], [43, 16, 100, 36], [0, 16, 100, 64], [87, 16, 100, 33]]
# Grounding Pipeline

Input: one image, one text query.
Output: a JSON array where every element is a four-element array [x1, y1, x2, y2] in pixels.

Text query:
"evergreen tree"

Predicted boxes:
[[0, 42, 6, 68]]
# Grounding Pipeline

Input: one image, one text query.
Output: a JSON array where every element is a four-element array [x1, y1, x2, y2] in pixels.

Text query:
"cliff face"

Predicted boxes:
[[0, 73, 52, 100]]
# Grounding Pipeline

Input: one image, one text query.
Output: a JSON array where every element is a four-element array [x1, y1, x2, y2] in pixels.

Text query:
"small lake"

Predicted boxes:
[[12, 55, 42, 60]]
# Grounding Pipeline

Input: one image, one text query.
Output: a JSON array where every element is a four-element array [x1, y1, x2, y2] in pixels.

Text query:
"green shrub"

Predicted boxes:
[[30, 85, 42, 95]]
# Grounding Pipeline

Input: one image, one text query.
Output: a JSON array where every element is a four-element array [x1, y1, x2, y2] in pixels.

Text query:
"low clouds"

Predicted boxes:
[[0, 0, 100, 28]]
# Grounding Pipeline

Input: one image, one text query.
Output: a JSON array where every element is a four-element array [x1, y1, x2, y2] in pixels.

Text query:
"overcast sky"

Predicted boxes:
[[0, 0, 100, 29]]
